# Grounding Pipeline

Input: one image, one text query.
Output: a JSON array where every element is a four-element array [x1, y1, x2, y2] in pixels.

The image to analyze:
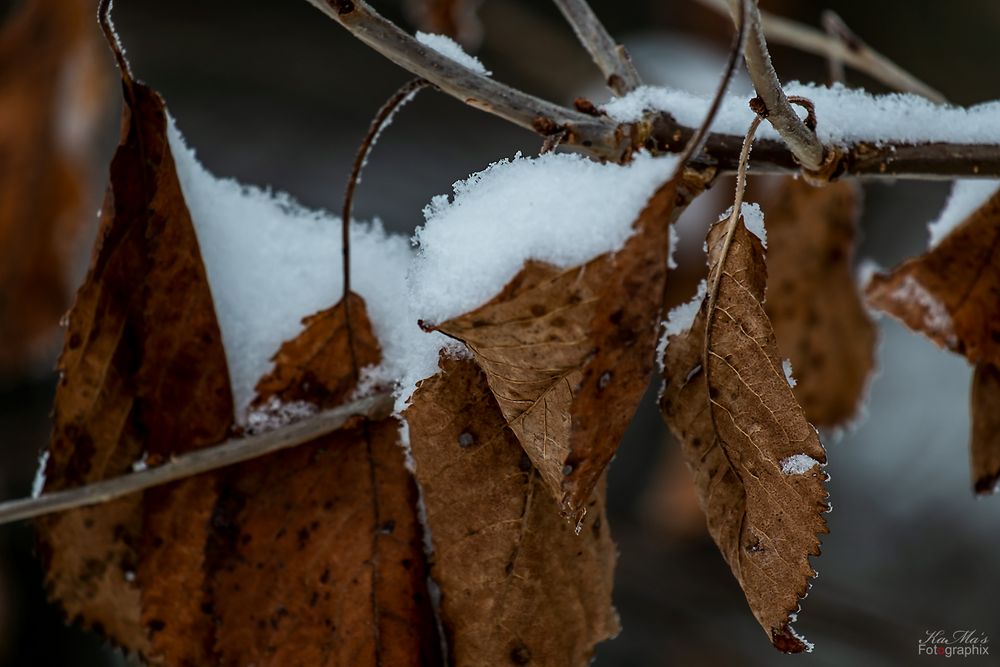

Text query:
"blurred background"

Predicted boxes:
[[1, 0, 999, 664]]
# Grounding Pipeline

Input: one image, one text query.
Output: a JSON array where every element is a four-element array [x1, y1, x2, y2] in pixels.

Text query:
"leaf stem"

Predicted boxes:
[[342, 77, 430, 378]]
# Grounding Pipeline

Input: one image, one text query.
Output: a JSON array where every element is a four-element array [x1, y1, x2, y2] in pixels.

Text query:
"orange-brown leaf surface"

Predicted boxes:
[[207, 295, 441, 667], [763, 179, 877, 428], [406, 0, 483, 47], [405, 354, 618, 667], [866, 187, 1000, 366], [0, 0, 106, 375], [659, 215, 829, 653], [35, 74, 233, 662], [434, 172, 706, 518], [971, 362, 1000, 495]]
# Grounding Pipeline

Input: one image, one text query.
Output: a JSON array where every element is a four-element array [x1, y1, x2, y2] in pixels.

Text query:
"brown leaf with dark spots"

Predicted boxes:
[[434, 171, 707, 518], [36, 76, 233, 661], [763, 178, 876, 428], [0, 0, 106, 376], [405, 354, 618, 667], [207, 295, 441, 667], [659, 215, 829, 653], [972, 362, 1000, 495], [866, 187, 1000, 366]]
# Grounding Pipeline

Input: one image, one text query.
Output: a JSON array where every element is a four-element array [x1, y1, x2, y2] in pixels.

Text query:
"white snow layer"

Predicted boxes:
[[168, 119, 679, 417], [927, 180, 1000, 248], [657, 279, 708, 371], [31, 450, 49, 498], [410, 151, 680, 325], [415, 32, 491, 76], [168, 119, 430, 420], [717, 202, 766, 247], [782, 359, 797, 388], [602, 83, 1000, 146], [780, 454, 820, 475]]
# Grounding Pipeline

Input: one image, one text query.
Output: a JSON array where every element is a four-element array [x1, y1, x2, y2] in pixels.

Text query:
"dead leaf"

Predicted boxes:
[[35, 74, 233, 661], [659, 214, 829, 653], [433, 171, 707, 518], [763, 178, 876, 428], [866, 187, 1000, 367], [405, 354, 618, 666], [207, 295, 441, 666], [406, 0, 483, 48], [972, 362, 1000, 495], [0, 0, 106, 376]]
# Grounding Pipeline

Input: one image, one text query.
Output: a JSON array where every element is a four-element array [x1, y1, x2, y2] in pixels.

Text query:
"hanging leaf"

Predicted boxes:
[[35, 75, 232, 661], [971, 362, 1000, 495], [866, 187, 1000, 367], [432, 171, 707, 518], [659, 213, 829, 653], [405, 354, 618, 666], [207, 295, 441, 666], [0, 0, 106, 376], [763, 178, 877, 428]]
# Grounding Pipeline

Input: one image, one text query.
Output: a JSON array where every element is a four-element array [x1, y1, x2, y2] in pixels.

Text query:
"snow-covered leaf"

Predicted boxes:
[[866, 187, 1000, 366], [431, 170, 707, 517]]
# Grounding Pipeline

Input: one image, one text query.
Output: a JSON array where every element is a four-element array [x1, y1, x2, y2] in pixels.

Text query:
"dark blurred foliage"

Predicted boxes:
[[1, 0, 999, 665]]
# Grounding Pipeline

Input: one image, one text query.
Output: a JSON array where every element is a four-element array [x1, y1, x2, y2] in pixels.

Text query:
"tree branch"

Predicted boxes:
[[302, 0, 632, 159], [301, 0, 1000, 180], [0, 392, 393, 526], [697, 0, 946, 103], [551, 0, 642, 95], [726, 0, 825, 171]]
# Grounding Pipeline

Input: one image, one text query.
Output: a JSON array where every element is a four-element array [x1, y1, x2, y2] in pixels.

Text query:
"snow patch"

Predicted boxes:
[[782, 359, 797, 388], [928, 180, 1000, 248], [657, 279, 707, 372], [717, 202, 766, 247], [416, 32, 491, 76], [888, 274, 957, 347], [410, 151, 680, 326], [780, 454, 820, 475], [168, 118, 426, 422], [31, 450, 49, 499], [668, 224, 679, 270], [602, 82, 1000, 147]]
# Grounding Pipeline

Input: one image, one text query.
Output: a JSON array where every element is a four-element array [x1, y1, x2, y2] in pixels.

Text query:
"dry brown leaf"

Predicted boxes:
[[434, 171, 706, 518], [763, 178, 877, 428], [0, 0, 106, 376], [405, 354, 618, 666], [35, 76, 233, 661], [659, 215, 829, 653], [406, 0, 483, 48], [971, 362, 1000, 495], [207, 295, 441, 666], [866, 187, 1000, 367]]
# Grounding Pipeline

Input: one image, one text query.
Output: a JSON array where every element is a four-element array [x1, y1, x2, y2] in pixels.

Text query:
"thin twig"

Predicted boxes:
[[551, 0, 641, 95], [676, 0, 748, 168], [726, 0, 824, 170], [301, 0, 1000, 179], [703, 110, 765, 432], [302, 0, 630, 160], [697, 0, 946, 103], [0, 393, 394, 526], [342, 78, 430, 377], [821, 10, 847, 86]]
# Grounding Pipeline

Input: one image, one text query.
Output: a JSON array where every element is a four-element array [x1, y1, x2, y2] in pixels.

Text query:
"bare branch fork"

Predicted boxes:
[[305, 0, 1000, 179]]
